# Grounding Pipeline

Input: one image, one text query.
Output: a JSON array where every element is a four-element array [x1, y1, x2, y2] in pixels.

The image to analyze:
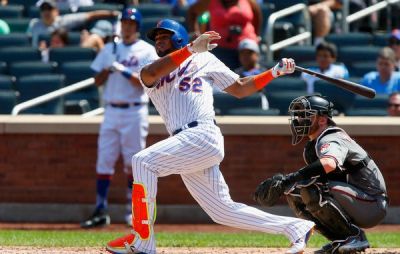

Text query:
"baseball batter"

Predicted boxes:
[[255, 95, 388, 254], [106, 19, 315, 254], [80, 7, 158, 228]]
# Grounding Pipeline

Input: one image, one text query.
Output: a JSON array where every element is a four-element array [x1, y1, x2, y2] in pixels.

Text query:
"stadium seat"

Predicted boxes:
[[372, 33, 390, 47], [7, 0, 36, 15], [266, 90, 305, 116], [15, 74, 65, 114], [0, 33, 30, 47], [137, 3, 173, 18], [0, 90, 18, 114], [0, 62, 6, 74], [2, 18, 30, 33], [0, 75, 15, 90], [59, 61, 99, 113], [338, 46, 381, 66], [213, 92, 267, 115], [345, 108, 388, 116], [49, 47, 97, 64], [326, 32, 373, 47], [0, 47, 41, 63], [264, 77, 307, 93], [38, 31, 81, 47], [9, 61, 56, 77], [0, 5, 24, 18], [348, 61, 376, 77], [278, 46, 316, 63], [313, 80, 355, 113], [351, 94, 389, 109], [77, 3, 124, 12], [28, 6, 71, 18], [226, 108, 280, 116]]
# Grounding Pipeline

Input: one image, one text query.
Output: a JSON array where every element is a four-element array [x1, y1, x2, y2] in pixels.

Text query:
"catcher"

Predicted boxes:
[[254, 95, 388, 254]]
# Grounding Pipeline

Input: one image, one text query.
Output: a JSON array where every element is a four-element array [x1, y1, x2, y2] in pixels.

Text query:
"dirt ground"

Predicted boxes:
[[0, 223, 399, 254]]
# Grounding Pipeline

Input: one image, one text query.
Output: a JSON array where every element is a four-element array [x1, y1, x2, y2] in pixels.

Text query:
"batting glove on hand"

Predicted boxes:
[[188, 31, 221, 53], [271, 58, 295, 77], [110, 61, 126, 73]]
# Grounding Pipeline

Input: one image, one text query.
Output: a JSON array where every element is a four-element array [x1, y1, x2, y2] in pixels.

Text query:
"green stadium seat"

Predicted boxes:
[[137, 3, 173, 18], [213, 92, 267, 115], [278, 46, 316, 63], [28, 6, 71, 18], [77, 3, 124, 12], [0, 90, 18, 114], [267, 90, 305, 116], [226, 108, 280, 116], [3, 18, 30, 33], [345, 108, 388, 116], [338, 46, 381, 66], [351, 94, 389, 109], [0, 62, 7, 74], [0, 5, 24, 18], [372, 33, 390, 47], [263, 77, 307, 93], [49, 47, 97, 64], [348, 61, 376, 77], [314, 80, 355, 113], [0, 75, 15, 90], [8, 0, 36, 16], [326, 32, 373, 47], [15, 74, 65, 114], [0, 47, 41, 63], [9, 61, 57, 77], [0, 33, 30, 47]]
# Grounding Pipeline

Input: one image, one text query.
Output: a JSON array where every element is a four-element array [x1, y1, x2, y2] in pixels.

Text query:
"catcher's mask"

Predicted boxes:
[[288, 95, 335, 145]]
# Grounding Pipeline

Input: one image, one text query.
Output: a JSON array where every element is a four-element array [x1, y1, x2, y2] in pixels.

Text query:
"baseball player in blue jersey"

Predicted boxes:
[[80, 7, 158, 228], [254, 95, 388, 254], [105, 19, 315, 254]]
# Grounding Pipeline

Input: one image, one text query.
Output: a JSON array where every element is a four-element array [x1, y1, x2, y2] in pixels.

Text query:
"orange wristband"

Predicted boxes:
[[253, 69, 275, 90], [170, 46, 192, 66]]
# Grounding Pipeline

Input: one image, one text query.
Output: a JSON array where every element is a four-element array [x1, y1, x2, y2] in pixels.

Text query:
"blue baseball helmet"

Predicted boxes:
[[121, 7, 142, 28], [146, 19, 189, 49]]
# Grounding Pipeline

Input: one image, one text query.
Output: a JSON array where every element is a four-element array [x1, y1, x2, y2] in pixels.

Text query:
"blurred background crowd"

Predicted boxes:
[[0, 0, 400, 117]]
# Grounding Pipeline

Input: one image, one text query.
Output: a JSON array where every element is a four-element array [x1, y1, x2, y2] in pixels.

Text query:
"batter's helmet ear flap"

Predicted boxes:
[[146, 19, 189, 49], [121, 7, 142, 29]]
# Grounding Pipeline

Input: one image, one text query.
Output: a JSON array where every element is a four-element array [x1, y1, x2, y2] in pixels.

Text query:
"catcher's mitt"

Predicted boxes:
[[253, 173, 287, 207]]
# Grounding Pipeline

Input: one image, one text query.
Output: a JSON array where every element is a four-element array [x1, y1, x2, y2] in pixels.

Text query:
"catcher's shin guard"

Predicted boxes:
[[132, 183, 154, 240]]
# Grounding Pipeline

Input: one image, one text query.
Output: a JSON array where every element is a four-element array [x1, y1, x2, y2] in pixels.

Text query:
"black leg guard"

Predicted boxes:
[[287, 194, 343, 241], [300, 184, 360, 240]]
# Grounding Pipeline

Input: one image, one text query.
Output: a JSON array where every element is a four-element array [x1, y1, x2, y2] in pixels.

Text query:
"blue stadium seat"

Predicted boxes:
[[2, 18, 31, 33], [0, 75, 15, 90], [264, 77, 307, 93], [9, 61, 57, 77], [137, 3, 173, 18], [314, 80, 355, 114], [0, 33, 30, 47], [338, 46, 381, 66], [348, 61, 376, 77], [15, 74, 65, 114], [0, 90, 18, 114], [278, 46, 316, 63], [0, 62, 6, 74], [213, 92, 267, 115], [0, 47, 41, 63], [326, 32, 373, 47], [266, 90, 305, 116], [49, 47, 97, 64], [0, 5, 24, 18], [8, 0, 36, 15], [372, 33, 390, 47], [351, 94, 389, 109], [28, 6, 71, 18], [77, 3, 124, 12]]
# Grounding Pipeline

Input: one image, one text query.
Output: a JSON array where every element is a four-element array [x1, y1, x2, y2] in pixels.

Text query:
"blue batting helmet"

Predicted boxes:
[[121, 7, 142, 28], [146, 19, 189, 49]]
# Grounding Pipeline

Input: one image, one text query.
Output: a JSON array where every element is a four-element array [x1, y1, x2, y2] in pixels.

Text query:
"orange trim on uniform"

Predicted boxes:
[[253, 69, 275, 90], [170, 46, 192, 66], [132, 183, 150, 240]]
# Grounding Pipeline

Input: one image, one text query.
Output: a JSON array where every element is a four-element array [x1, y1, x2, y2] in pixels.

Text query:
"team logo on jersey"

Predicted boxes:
[[319, 143, 330, 154], [156, 60, 192, 89]]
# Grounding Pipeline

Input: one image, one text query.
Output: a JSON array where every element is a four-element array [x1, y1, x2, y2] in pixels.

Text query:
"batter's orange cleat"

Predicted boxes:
[[106, 232, 147, 254]]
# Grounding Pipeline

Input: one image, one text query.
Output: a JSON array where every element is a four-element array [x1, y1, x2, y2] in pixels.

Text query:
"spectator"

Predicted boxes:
[[0, 19, 10, 35], [187, 0, 262, 70], [388, 92, 400, 116], [54, 0, 94, 12], [361, 47, 400, 95], [27, 0, 119, 47], [234, 38, 266, 78], [301, 41, 349, 94], [0, 0, 7, 5], [39, 28, 69, 62], [388, 29, 400, 70], [80, 20, 113, 52]]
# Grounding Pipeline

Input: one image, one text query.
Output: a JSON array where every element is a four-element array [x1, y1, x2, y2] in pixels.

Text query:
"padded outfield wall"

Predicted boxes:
[[0, 115, 399, 224]]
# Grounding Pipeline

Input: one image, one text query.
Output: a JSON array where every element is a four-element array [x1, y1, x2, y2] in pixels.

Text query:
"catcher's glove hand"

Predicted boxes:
[[253, 173, 287, 207]]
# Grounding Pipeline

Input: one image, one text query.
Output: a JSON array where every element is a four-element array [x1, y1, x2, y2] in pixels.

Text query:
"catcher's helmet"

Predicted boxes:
[[288, 95, 335, 145], [146, 19, 189, 49], [121, 7, 142, 28]]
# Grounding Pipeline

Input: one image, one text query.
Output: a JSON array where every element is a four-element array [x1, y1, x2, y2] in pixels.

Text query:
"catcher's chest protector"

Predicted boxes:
[[303, 140, 318, 164]]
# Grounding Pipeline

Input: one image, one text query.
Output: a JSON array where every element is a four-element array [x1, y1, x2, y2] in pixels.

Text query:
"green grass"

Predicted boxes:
[[0, 230, 399, 248]]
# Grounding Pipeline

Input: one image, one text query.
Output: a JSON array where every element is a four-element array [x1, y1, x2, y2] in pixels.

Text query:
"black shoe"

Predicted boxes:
[[338, 230, 369, 254], [314, 241, 341, 254], [80, 209, 110, 228]]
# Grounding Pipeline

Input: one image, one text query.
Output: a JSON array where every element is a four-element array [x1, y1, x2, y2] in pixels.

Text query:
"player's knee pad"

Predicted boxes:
[[300, 184, 358, 240], [132, 183, 156, 240]]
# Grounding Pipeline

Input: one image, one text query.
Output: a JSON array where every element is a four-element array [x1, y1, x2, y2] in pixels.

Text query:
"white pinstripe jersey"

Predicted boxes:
[[140, 52, 239, 134], [91, 39, 158, 104]]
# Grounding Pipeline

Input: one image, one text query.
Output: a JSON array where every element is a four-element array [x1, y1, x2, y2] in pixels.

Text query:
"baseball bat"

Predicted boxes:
[[295, 66, 376, 99]]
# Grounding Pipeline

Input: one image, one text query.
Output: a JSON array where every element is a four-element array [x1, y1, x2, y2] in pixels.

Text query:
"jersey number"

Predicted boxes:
[[179, 77, 202, 93]]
